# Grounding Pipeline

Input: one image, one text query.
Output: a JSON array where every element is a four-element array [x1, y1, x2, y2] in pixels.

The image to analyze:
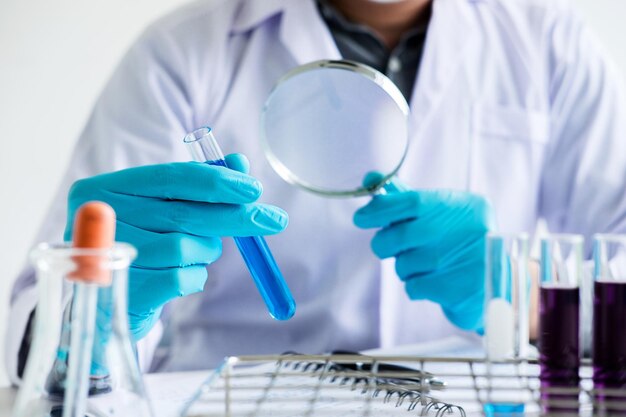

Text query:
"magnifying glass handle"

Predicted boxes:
[[364, 172, 410, 195]]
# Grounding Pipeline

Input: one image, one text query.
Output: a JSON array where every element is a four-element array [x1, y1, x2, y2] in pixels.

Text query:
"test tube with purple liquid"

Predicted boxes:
[[539, 234, 583, 413], [593, 234, 626, 415]]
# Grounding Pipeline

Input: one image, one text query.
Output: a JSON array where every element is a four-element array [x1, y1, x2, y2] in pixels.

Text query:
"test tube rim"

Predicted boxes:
[[593, 233, 626, 245], [486, 232, 530, 242], [29, 242, 137, 270], [540, 233, 584, 244], [183, 126, 213, 144]]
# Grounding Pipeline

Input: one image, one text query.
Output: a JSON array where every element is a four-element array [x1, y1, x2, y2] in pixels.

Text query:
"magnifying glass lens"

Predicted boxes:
[[261, 61, 409, 197]]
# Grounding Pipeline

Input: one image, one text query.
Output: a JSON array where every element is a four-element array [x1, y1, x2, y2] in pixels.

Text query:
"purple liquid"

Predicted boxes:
[[539, 286, 580, 412], [593, 281, 626, 414]]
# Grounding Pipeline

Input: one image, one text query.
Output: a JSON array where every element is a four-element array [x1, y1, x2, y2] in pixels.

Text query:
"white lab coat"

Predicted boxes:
[[7, 0, 626, 382]]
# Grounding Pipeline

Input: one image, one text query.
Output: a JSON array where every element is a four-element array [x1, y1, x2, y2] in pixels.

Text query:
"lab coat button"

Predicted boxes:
[[388, 56, 402, 73]]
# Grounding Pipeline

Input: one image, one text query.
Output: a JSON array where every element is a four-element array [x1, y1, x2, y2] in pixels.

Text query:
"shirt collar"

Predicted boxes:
[[317, 0, 429, 50], [231, 0, 440, 36], [229, 0, 479, 70]]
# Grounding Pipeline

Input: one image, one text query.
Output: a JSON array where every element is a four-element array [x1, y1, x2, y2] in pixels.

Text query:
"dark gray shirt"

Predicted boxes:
[[318, 1, 430, 102]]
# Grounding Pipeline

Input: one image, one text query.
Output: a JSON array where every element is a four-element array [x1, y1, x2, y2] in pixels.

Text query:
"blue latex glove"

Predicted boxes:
[[64, 154, 288, 341], [353, 174, 495, 331]]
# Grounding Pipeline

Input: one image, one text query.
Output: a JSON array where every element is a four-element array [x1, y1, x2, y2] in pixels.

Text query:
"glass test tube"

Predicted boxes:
[[485, 233, 530, 360], [593, 234, 626, 415], [184, 127, 296, 320], [483, 233, 529, 417], [539, 234, 583, 413]]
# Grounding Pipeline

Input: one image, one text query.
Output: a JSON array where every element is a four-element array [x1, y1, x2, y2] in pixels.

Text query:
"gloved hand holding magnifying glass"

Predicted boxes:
[[261, 59, 494, 331], [354, 173, 495, 331]]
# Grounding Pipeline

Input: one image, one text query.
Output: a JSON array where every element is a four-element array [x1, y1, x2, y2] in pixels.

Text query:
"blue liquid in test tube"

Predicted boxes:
[[184, 127, 295, 320], [484, 403, 525, 417]]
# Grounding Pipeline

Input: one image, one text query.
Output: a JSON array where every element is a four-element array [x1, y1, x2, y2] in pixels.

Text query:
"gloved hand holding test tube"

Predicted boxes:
[[184, 127, 296, 320]]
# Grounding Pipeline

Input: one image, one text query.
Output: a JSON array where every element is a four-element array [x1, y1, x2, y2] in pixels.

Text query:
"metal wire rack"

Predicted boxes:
[[180, 353, 626, 417]]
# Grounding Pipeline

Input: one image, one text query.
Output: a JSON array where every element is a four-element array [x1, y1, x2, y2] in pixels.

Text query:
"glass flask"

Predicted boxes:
[[13, 242, 154, 417]]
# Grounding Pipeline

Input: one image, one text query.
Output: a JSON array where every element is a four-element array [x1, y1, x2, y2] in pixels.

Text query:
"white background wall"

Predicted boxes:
[[0, 0, 625, 387], [0, 0, 190, 387]]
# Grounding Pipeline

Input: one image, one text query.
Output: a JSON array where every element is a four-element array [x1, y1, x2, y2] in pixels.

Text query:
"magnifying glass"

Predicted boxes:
[[260, 60, 410, 197]]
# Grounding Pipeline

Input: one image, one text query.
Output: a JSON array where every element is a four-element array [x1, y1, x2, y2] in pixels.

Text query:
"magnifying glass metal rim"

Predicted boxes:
[[260, 59, 411, 198]]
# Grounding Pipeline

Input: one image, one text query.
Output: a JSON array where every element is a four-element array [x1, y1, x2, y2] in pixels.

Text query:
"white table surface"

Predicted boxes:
[[0, 336, 485, 416], [0, 370, 210, 417]]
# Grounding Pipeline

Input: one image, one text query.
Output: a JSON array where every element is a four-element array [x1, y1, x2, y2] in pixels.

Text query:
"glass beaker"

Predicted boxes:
[[593, 234, 626, 415], [539, 234, 583, 414], [13, 243, 153, 417]]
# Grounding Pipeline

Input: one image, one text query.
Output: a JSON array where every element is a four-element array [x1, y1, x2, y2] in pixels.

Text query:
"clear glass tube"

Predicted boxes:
[[13, 243, 154, 417], [539, 234, 583, 413], [484, 233, 530, 360], [483, 233, 529, 417], [183, 127, 296, 320], [13, 245, 65, 417], [592, 234, 626, 414], [62, 283, 97, 417]]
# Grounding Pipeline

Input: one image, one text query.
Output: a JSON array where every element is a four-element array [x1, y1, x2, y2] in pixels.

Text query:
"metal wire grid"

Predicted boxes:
[[180, 354, 625, 417]]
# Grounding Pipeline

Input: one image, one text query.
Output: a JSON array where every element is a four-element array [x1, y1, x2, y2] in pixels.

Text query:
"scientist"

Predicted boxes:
[[7, 0, 626, 381]]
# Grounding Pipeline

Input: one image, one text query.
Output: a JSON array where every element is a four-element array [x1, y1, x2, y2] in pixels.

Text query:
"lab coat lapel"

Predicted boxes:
[[232, 0, 341, 65], [409, 0, 479, 135], [381, 0, 480, 344], [278, 0, 341, 64]]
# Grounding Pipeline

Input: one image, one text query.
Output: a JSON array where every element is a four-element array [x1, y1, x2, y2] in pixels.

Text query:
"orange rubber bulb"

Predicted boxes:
[[69, 201, 116, 285]]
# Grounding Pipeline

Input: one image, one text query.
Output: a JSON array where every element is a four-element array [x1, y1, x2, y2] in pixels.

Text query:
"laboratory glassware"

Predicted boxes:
[[260, 59, 410, 197], [539, 234, 584, 413], [13, 243, 153, 417], [184, 127, 296, 321], [483, 233, 529, 417], [484, 233, 530, 360], [593, 233, 626, 414]]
